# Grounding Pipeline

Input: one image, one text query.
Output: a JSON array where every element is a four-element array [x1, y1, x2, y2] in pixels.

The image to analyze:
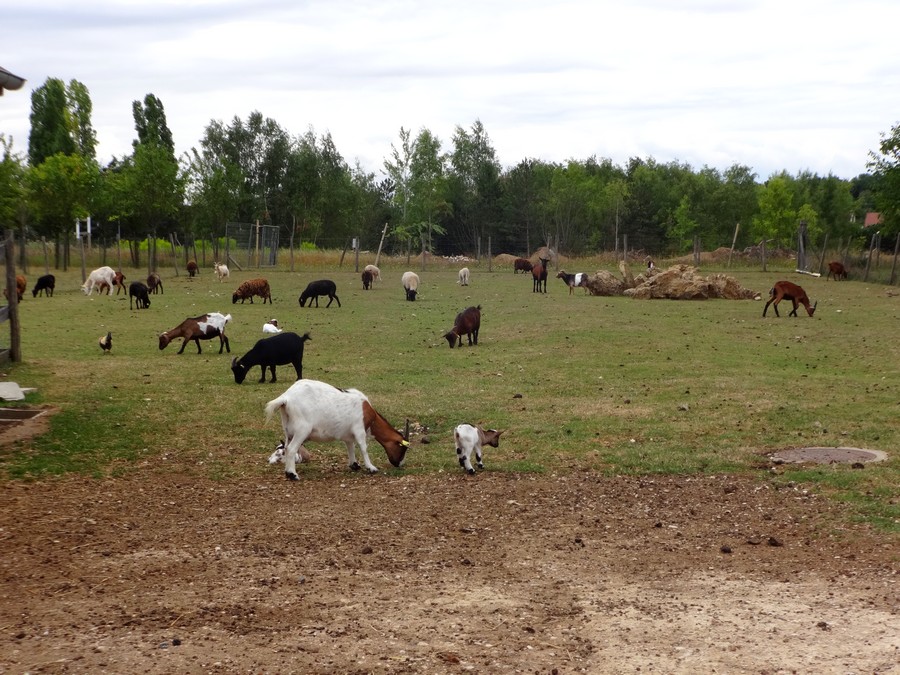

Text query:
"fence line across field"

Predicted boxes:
[[224, 222, 280, 270]]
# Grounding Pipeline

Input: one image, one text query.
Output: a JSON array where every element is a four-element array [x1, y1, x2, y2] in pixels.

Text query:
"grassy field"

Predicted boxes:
[[2, 255, 898, 531]]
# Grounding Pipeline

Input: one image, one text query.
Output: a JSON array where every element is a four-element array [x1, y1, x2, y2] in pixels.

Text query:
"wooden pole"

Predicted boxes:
[[727, 223, 739, 267], [5, 230, 21, 362], [488, 236, 492, 272], [817, 233, 829, 276], [169, 233, 179, 276], [42, 237, 49, 275], [890, 232, 899, 286], [374, 223, 388, 267]]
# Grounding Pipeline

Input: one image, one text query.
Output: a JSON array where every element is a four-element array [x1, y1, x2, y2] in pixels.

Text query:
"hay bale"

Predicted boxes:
[[584, 270, 626, 296], [493, 253, 519, 267], [623, 264, 759, 300]]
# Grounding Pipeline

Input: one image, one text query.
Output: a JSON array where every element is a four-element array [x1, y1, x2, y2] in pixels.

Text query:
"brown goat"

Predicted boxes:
[[147, 272, 163, 295], [187, 260, 199, 278], [444, 305, 481, 348], [763, 281, 817, 317], [233, 278, 272, 304], [532, 257, 550, 293], [826, 261, 848, 281], [4, 275, 26, 302]]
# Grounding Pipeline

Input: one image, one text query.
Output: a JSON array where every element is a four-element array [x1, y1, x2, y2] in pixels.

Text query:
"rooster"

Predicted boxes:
[[98, 331, 112, 354]]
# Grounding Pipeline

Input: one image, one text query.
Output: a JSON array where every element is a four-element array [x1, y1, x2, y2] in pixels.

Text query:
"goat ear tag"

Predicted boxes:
[[400, 440, 410, 447]]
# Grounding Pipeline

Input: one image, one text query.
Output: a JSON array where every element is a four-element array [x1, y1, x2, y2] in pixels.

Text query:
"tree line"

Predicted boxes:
[[2, 78, 898, 269]]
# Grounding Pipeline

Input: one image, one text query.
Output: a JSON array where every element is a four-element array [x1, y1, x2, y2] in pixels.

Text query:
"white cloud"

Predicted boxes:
[[2, 0, 899, 179]]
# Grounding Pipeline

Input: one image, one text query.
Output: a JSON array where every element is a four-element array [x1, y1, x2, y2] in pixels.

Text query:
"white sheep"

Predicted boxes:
[[265, 379, 410, 479], [364, 264, 381, 283], [402, 271, 419, 301], [454, 423, 503, 475], [457, 267, 470, 286]]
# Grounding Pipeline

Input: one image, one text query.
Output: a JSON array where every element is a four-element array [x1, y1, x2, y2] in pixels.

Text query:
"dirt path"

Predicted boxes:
[[1, 470, 897, 673]]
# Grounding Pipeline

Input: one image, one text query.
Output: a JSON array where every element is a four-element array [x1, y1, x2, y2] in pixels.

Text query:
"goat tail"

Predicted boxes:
[[264, 397, 286, 424]]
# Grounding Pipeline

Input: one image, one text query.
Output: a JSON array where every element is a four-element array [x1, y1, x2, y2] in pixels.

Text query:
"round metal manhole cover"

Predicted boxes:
[[770, 447, 888, 465]]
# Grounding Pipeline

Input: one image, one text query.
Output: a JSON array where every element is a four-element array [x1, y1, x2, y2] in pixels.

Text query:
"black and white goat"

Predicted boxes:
[[454, 424, 503, 475], [265, 379, 410, 479]]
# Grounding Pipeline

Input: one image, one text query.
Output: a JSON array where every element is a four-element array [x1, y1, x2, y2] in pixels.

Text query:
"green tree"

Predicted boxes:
[[28, 78, 75, 165], [0, 136, 25, 230], [867, 122, 900, 236], [447, 119, 501, 255], [752, 174, 797, 247], [67, 80, 97, 161], [132, 93, 175, 155]]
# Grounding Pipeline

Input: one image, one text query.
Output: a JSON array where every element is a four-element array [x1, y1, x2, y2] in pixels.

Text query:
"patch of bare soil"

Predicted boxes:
[[1, 469, 897, 674]]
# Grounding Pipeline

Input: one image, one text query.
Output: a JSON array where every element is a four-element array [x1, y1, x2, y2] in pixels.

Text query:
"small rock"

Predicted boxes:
[[172, 638, 182, 646], [513, 393, 523, 399], [720, 545, 732, 554], [767, 537, 783, 547], [361, 546, 373, 555], [816, 621, 830, 630]]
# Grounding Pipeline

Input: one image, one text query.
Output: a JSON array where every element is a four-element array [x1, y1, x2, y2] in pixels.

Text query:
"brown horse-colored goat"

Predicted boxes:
[[826, 261, 848, 281], [763, 280, 817, 317]]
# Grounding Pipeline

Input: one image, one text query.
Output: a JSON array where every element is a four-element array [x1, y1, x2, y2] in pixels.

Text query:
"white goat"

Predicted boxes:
[[457, 267, 470, 286], [265, 379, 410, 480], [213, 262, 230, 282], [454, 424, 503, 475], [81, 266, 116, 296]]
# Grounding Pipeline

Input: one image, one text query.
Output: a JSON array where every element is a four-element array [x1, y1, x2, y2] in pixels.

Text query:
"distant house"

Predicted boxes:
[[0, 66, 25, 95], [864, 212, 883, 228]]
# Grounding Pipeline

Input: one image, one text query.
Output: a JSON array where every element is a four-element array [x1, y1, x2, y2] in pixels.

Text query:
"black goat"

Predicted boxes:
[[129, 281, 151, 310], [231, 331, 312, 384], [32, 274, 55, 298], [299, 280, 340, 308]]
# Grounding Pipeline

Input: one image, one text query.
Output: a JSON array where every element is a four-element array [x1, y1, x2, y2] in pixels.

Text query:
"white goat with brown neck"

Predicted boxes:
[[454, 424, 503, 475], [265, 379, 410, 480]]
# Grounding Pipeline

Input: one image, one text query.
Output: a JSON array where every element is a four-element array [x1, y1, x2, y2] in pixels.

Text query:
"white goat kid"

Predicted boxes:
[[213, 262, 230, 282], [265, 379, 410, 480], [454, 424, 503, 475]]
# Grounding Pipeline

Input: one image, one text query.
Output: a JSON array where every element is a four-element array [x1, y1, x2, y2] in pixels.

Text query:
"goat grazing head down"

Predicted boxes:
[[265, 379, 410, 479], [763, 280, 817, 317]]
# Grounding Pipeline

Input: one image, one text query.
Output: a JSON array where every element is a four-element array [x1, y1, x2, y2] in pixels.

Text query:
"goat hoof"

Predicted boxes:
[[467, 468, 476, 475], [367, 467, 379, 474], [285, 472, 298, 481], [458, 458, 466, 467], [477, 463, 484, 470], [350, 462, 361, 471]]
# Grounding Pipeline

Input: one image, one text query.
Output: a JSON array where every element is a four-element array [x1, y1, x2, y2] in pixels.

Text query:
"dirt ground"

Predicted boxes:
[[1, 462, 897, 674]]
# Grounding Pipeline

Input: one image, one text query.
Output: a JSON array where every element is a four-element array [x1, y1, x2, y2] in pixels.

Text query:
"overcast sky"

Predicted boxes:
[[3, 0, 899, 181]]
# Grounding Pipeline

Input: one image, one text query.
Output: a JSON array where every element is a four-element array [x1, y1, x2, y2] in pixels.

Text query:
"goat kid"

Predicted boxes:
[[826, 261, 848, 281], [763, 280, 817, 317], [364, 264, 380, 283], [265, 379, 410, 479], [213, 262, 230, 282], [147, 272, 163, 295], [444, 305, 481, 348], [32, 274, 55, 298], [454, 424, 503, 475], [457, 267, 470, 286], [129, 281, 151, 310]]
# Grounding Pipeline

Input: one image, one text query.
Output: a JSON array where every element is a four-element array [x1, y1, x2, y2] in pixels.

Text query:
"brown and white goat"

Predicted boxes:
[[763, 281, 817, 317], [826, 261, 848, 281], [265, 379, 410, 479], [444, 305, 481, 348], [454, 423, 503, 475], [159, 312, 232, 354]]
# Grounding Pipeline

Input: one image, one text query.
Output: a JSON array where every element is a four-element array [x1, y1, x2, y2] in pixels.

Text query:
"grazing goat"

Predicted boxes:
[[513, 257, 533, 274], [187, 260, 199, 277], [129, 281, 151, 310], [233, 277, 272, 304], [402, 271, 420, 301], [556, 270, 587, 295], [32, 274, 55, 298], [81, 266, 116, 296], [444, 305, 481, 348], [826, 261, 848, 281], [214, 262, 230, 282], [265, 378, 409, 479], [299, 279, 340, 308], [763, 280, 817, 317], [454, 423, 503, 475], [98, 332, 112, 354], [113, 271, 127, 295], [147, 272, 163, 295], [457, 267, 470, 286], [4, 275, 26, 302], [263, 319, 282, 334], [532, 257, 550, 293], [159, 312, 232, 354], [364, 264, 381, 283], [362, 269, 374, 290], [232, 331, 311, 384]]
